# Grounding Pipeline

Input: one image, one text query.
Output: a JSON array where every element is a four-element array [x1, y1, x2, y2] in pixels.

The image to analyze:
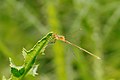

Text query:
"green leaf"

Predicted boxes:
[[19, 67, 25, 75], [32, 65, 39, 76], [11, 67, 25, 78], [22, 32, 53, 78], [6, 32, 53, 80], [28, 64, 39, 76], [9, 58, 25, 77], [11, 67, 21, 77], [22, 48, 28, 59]]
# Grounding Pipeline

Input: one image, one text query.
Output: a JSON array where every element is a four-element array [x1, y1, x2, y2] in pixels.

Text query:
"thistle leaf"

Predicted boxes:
[[22, 48, 28, 59], [28, 64, 39, 76], [6, 32, 53, 80], [9, 58, 25, 78], [11, 67, 21, 77]]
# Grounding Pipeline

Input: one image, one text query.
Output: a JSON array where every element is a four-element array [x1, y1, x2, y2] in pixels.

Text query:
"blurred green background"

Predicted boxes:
[[0, 0, 120, 80]]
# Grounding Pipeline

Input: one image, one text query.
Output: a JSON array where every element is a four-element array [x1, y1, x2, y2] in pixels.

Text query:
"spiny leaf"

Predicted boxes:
[[22, 48, 28, 59], [28, 64, 39, 76], [9, 58, 16, 68], [20, 32, 53, 79], [11, 67, 25, 78], [6, 32, 54, 79], [9, 58, 25, 78], [32, 65, 39, 76]]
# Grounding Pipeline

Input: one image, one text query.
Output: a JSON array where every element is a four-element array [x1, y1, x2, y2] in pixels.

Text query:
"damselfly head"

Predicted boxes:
[[52, 34, 65, 41]]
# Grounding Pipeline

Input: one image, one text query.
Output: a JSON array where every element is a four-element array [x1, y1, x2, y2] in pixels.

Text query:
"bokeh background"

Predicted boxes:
[[0, 0, 120, 80]]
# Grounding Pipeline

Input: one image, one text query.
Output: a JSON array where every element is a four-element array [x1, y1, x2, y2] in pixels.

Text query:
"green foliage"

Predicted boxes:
[[3, 32, 53, 80], [11, 67, 25, 77]]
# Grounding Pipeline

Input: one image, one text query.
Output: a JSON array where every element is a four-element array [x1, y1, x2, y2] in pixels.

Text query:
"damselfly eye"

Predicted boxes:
[[58, 36, 65, 41]]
